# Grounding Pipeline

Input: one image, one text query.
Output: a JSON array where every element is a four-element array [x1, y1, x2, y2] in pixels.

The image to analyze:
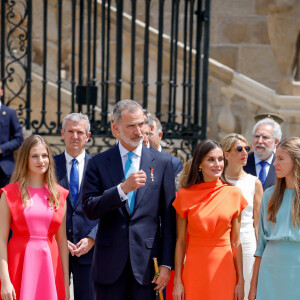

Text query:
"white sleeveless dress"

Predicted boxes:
[[227, 174, 257, 300]]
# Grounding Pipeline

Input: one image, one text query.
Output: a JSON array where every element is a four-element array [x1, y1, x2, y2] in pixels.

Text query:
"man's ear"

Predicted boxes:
[[112, 121, 120, 138], [274, 138, 280, 147], [86, 132, 91, 141], [158, 131, 163, 139]]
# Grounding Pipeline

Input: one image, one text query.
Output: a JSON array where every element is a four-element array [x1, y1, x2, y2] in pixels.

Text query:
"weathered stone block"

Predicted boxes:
[[255, 0, 275, 15], [211, 0, 255, 16], [217, 16, 269, 44], [210, 46, 238, 70], [239, 46, 281, 86]]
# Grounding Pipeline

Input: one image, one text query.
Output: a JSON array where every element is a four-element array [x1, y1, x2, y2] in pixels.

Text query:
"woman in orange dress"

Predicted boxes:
[[172, 139, 248, 300]]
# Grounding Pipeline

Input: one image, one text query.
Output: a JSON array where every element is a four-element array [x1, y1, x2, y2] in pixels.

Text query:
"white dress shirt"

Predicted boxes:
[[64, 150, 86, 187]]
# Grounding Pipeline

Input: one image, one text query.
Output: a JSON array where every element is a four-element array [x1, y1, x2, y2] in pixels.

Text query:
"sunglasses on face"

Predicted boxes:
[[232, 146, 251, 153]]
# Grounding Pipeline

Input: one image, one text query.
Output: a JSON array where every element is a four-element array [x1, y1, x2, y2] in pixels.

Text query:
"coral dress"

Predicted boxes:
[[173, 180, 248, 300], [0, 183, 68, 300]]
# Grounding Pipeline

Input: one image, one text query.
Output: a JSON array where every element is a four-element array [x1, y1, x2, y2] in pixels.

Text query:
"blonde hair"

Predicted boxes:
[[10, 135, 60, 209], [221, 133, 249, 153], [267, 137, 300, 226], [178, 159, 192, 189], [221, 133, 249, 168]]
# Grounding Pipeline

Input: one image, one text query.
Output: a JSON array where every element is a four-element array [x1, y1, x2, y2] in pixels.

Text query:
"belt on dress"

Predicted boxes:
[[188, 237, 231, 247]]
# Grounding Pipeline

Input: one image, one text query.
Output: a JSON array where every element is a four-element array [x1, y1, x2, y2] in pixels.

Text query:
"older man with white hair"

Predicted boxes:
[[244, 117, 282, 190]]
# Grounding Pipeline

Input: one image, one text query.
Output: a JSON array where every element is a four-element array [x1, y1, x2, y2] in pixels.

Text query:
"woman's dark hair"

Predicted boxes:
[[181, 139, 227, 188]]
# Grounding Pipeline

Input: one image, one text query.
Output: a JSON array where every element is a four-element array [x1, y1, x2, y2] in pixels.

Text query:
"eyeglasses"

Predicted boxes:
[[253, 134, 272, 141], [231, 146, 251, 153]]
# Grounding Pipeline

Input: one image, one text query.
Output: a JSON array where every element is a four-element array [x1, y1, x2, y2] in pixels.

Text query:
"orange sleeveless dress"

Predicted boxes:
[[173, 180, 247, 300]]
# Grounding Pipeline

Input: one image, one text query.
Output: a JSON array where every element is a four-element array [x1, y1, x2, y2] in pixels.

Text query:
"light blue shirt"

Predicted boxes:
[[255, 186, 300, 257], [117, 142, 142, 201], [254, 152, 274, 178]]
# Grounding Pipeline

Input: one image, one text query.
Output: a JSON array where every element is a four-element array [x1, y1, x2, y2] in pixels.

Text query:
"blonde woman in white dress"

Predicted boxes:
[[221, 133, 263, 300]]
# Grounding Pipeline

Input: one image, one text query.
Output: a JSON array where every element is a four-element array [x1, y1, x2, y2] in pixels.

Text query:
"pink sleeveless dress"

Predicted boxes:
[[0, 183, 68, 300]]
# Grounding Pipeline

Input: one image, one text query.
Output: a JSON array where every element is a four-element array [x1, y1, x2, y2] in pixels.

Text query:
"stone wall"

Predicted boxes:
[[210, 0, 300, 94], [210, 0, 279, 90], [2, 0, 300, 149]]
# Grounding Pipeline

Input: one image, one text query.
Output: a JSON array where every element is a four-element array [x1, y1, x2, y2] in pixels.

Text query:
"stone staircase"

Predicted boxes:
[[26, 0, 300, 144]]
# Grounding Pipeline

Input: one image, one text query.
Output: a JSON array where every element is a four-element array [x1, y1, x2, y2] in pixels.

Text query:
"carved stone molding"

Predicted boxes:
[[267, 0, 300, 94], [217, 87, 236, 139]]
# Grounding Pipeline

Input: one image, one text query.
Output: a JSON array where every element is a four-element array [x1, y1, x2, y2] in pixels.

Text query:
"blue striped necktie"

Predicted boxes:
[[259, 160, 267, 186], [124, 152, 136, 214], [70, 158, 79, 206]]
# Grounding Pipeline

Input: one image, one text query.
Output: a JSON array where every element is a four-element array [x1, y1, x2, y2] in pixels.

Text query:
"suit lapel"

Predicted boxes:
[[74, 153, 90, 209], [106, 146, 124, 186], [56, 154, 69, 189], [264, 155, 276, 189], [56, 154, 74, 208], [0, 105, 7, 126], [106, 146, 130, 214], [132, 147, 154, 214], [248, 153, 257, 176]]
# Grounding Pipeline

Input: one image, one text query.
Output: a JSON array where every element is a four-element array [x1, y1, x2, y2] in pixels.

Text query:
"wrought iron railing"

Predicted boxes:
[[0, 0, 211, 159]]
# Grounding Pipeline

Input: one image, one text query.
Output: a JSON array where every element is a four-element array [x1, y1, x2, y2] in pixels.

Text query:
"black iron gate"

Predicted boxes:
[[0, 0, 210, 159]]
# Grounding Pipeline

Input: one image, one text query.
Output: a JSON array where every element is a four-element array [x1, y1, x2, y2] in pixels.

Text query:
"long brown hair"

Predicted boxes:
[[10, 135, 60, 209], [267, 137, 300, 226], [181, 139, 227, 188]]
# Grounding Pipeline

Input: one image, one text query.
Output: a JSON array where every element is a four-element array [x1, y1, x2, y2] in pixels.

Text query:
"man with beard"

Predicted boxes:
[[82, 100, 176, 300], [244, 117, 282, 190]]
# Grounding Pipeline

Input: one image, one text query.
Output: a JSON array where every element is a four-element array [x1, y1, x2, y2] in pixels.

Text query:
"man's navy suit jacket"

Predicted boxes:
[[82, 144, 176, 285], [161, 149, 183, 177], [54, 152, 98, 265], [0, 104, 23, 176], [243, 152, 276, 191]]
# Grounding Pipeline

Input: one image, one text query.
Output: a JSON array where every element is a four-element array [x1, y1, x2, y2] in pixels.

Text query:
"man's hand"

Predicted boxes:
[[73, 237, 95, 257], [120, 170, 147, 194], [67, 240, 77, 256], [152, 266, 171, 293]]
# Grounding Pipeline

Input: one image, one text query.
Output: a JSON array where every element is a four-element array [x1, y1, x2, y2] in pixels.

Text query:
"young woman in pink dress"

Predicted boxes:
[[0, 135, 69, 300]]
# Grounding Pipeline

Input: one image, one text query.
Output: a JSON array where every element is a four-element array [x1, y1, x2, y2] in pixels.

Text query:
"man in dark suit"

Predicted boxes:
[[82, 100, 176, 300], [150, 117, 183, 178], [244, 117, 282, 190], [54, 113, 97, 300], [0, 80, 23, 188]]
